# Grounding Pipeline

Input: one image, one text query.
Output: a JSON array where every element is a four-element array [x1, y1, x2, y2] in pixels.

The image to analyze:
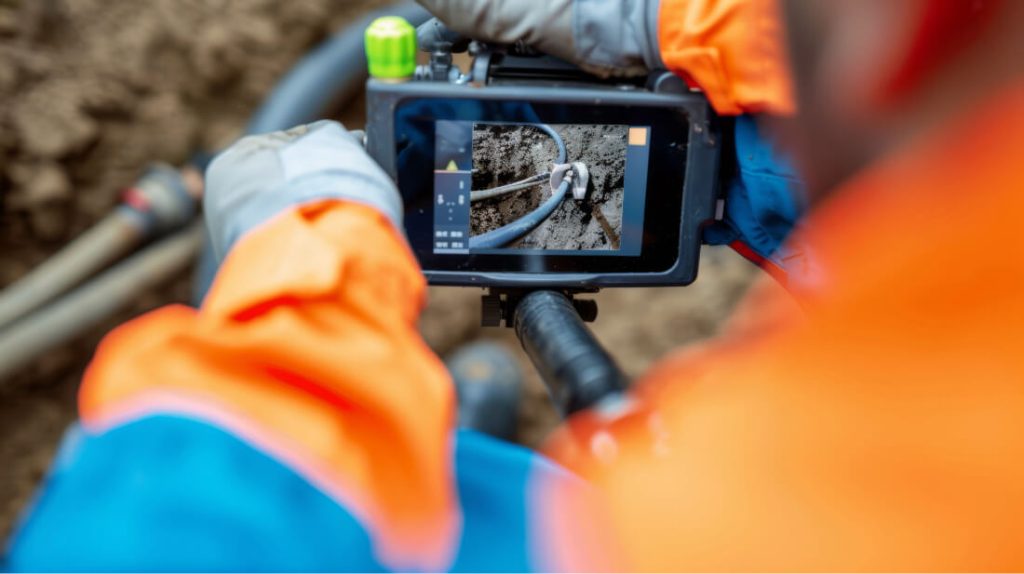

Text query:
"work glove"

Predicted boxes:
[[415, 0, 662, 78], [704, 116, 807, 284], [204, 120, 402, 262]]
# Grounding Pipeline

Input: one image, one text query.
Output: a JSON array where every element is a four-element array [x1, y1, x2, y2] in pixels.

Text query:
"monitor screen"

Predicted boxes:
[[432, 121, 652, 257], [393, 97, 696, 277]]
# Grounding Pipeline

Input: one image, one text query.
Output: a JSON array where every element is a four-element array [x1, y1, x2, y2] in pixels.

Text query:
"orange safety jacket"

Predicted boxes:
[[7, 1, 801, 570], [13, 2, 1024, 571], [659, 0, 795, 115], [547, 82, 1024, 570]]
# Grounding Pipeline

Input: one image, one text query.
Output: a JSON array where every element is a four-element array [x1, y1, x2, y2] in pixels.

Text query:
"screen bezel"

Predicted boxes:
[[395, 98, 693, 275]]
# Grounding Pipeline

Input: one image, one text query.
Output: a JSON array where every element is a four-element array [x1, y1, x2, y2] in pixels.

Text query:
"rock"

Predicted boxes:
[[8, 161, 71, 206], [11, 81, 99, 158], [8, 161, 72, 240]]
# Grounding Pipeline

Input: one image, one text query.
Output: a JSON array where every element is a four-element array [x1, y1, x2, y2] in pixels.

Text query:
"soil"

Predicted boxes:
[[470, 124, 626, 250], [0, 0, 758, 543]]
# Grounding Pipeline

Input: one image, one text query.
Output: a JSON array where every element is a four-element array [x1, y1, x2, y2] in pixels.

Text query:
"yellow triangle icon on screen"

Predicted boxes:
[[446, 160, 459, 171]]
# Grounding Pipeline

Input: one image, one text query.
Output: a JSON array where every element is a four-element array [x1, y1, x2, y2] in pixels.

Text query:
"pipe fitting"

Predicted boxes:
[[120, 164, 203, 234], [570, 162, 590, 200]]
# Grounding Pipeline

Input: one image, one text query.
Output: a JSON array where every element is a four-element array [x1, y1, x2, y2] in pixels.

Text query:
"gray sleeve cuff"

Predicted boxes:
[[205, 121, 403, 262], [574, 0, 663, 75], [214, 171, 404, 262], [644, 0, 664, 70]]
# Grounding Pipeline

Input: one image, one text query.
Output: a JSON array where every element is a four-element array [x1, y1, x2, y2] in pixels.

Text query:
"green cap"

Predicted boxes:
[[365, 16, 417, 80]]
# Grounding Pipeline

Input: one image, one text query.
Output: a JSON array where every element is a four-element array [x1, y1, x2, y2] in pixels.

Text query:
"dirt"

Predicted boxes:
[[471, 124, 626, 250], [0, 0, 758, 543], [0, 0, 394, 542], [419, 247, 757, 447]]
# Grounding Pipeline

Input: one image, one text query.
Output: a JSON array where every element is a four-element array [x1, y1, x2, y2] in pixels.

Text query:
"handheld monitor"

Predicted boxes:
[[366, 61, 721, 288]]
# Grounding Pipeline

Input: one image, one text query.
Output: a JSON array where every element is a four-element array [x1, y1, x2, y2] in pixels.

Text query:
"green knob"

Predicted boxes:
[[365, 16, 417, 80]]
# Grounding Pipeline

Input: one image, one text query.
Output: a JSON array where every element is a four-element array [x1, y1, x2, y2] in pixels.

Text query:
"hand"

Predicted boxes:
[[204, 121, 401, 261], [704, 116, 807, 283], [415, 0, 662, 78]]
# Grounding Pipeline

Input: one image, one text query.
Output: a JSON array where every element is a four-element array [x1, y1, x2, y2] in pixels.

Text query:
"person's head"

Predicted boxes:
[[777, 0, 1024, 195]]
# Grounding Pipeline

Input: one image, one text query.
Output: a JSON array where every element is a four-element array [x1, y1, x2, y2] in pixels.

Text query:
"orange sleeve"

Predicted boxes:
[[542, 87, 1024, 570], [78, 200, 458, 570], [659, 0, 796, 115]]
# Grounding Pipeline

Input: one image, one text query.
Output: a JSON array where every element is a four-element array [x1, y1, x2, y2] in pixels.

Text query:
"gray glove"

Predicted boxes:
[[415, 0, 663, 78], [204, 120, 402, 261]]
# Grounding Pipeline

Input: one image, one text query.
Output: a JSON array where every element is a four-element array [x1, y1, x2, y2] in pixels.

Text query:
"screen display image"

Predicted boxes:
[[432, 121, 652, 256]]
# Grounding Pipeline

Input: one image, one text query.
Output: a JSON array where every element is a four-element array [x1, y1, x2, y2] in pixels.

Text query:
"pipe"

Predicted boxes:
[[0, 4, 420, 380], [471, 178, 571, 249], [535, 123, 568, 165], [246, 1, 431, 135], [0, 223, 205, 386], [469, 124, 570, 249], [514, 290, 627, 415], [0, 165, 201, 331], [0, 214, 140, 329], [470, 173, 548, 203]]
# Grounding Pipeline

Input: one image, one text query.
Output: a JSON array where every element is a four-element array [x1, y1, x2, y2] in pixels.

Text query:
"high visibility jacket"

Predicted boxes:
[[5, 199, 585, 572], [12, 4, 1023, 573], [547, 82, 1024, 570], [659, 0, 795, 115]]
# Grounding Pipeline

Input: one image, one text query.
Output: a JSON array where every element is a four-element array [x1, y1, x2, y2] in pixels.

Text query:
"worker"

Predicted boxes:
[[7, 0, 1024, 572]]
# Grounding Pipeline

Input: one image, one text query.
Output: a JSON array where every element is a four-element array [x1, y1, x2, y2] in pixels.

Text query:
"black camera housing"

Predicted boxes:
[[366, 50, 721, 288]]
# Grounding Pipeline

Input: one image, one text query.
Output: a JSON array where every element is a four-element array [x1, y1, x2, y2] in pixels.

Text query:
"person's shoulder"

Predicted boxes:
[[6, 415, 382, 572]]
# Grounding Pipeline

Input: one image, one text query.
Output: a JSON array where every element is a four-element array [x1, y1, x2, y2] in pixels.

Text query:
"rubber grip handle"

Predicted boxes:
[[514, 290, 627, 415]]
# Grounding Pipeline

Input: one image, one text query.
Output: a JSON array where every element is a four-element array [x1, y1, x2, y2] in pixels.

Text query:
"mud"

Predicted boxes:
[[0, 0, 757, 542], [471, 124, 626, 250], [0, 0, 392, 541]]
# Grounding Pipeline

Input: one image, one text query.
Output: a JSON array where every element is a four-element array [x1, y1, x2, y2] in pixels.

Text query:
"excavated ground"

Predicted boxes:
[[471, 124, 625, 250], [0, 0, 757, 541]]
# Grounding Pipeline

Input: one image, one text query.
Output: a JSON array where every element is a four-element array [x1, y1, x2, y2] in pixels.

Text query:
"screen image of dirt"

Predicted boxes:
[[470, 124, 628, 250]]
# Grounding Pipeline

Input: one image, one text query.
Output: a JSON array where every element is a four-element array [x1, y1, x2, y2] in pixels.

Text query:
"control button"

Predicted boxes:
[[365, 16, 416, 80]]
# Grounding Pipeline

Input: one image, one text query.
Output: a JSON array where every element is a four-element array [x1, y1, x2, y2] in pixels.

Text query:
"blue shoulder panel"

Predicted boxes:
[[704, 115, 807, 266], [5, 417, 567, 572], [450, 430, 539, 573], [6, 417, 383, 572]]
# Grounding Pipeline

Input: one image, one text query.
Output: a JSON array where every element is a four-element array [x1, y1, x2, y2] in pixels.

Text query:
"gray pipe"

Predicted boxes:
[[0, 3, 423, 382], [0, 213, 141, 329], [0, 165, 200, 332], [470, 124, 570, 249], [470, 178, 571, 249], [470, 173, 548, 203], [0, 223, 204, 386]]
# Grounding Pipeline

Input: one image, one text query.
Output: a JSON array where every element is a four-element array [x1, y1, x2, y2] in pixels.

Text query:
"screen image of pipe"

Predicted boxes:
[[469, 123, 628, 251]]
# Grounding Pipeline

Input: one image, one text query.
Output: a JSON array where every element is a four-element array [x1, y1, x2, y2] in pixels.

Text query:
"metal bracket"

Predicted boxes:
[[481, 288, 599, 328]]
